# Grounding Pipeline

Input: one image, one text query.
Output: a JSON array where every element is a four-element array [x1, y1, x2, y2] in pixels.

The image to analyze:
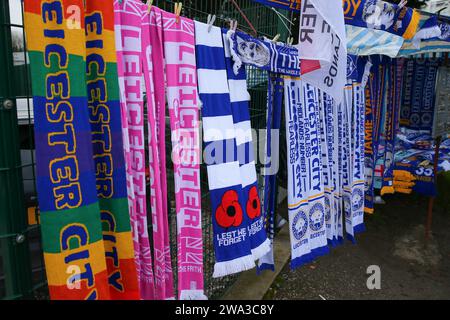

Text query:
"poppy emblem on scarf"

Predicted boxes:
[[309, 203, 325, 232], [292, 210, 308, 241], [352, 189, 364, 212], [246, 186, 261, 219], [215, 190, 243, 228]]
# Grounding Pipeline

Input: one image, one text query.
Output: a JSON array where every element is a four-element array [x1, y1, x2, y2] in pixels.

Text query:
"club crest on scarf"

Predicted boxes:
[[292, 211, 308, 241]]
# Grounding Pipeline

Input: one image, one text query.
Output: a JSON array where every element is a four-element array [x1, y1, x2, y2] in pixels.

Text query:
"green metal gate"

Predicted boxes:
[[0, 0, 290, 300]]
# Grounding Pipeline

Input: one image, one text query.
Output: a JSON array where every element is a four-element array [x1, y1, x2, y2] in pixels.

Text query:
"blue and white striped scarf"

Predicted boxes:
[[195, 22, 256, 277]]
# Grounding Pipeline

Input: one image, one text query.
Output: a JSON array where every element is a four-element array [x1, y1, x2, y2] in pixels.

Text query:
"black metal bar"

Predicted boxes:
[[0, 0, 33, 300]]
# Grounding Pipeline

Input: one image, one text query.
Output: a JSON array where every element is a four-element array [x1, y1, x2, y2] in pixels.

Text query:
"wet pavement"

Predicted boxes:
[[265, 191, 450, 300]]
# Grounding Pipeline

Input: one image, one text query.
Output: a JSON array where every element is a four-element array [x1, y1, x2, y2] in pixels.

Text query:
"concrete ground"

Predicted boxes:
[[265, 191, 450, 300]]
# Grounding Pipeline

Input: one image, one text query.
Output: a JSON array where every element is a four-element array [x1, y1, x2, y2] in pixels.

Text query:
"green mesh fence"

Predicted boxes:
[[0, 0, 289, 300]]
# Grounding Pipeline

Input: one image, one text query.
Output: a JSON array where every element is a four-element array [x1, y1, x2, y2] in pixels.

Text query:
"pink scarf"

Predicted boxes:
[[141, 6, 175, 300], [114, 0, 155, 299], [162, 11, 206, 300]]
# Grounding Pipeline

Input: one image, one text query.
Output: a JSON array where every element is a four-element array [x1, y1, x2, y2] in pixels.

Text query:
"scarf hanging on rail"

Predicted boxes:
[[259, 74, 284, 272], [341, 81, 353, 241], [364, 56, 385, 213], [284, 77, 328, 269], [228, 31, 301, 77], [224, 30, 271, 262], [297, 0, 348, 104], [370, 56, 389, 191], [345, 55, 371, 240], [346, 25, 404, 58], [336, 100, 345, 242], [163, 13, 205, 300], [250, 0, 419, 39], [399, 15, 450, 57], [114, 0, 155, 299], [141, 6, 174, 300], [85, 0, 139, 299], [379, 59, 396, 195], [195, 22, 256, 278], [380, 59, 403, 196], [319, 93, 339, 246], [25, 0, 117, 300], [399, 58, 440, 134], [364, 70, 376, 214], [342, 0, 420, 39]]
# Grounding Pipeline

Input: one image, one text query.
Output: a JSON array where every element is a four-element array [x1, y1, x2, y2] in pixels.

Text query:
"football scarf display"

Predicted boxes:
[[196, 22, 256, 277], [251, 0, 419, 39], [163, 13, 205, 300], [284, 77, 328, 269], [141, 6, 174, 300], [114, 0, 155, 299], [85, 0, 139, 299], [25, 0, 114, 299], [228, 30, 301, 77], [224, 30, 271, 261], [259, 74, 284, 272]]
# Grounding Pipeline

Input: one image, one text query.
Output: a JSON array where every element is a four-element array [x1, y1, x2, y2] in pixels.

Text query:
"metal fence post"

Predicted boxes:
[[0, 0, 33, 300]]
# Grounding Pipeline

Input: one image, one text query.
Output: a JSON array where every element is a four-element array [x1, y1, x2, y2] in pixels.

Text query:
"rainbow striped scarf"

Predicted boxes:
[[24, 0, 138, 299]]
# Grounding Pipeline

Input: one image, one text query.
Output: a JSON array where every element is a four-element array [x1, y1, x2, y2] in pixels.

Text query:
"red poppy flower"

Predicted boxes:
[[215, 190, 243, 228], [246, 186, 261, 219]]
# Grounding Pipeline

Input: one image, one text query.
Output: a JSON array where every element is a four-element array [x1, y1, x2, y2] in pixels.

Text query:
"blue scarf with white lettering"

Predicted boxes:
[[258, 73, 284, 272], [381, 59, 403, 195], [399, 58, 440, 133]]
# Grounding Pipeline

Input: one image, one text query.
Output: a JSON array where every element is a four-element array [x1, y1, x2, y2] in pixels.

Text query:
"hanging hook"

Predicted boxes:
[[207, 14, 216, 33], [398, 0, 408, 10], [272, 33, 280, 43], [175, 2, 182, 24], [229, 19, 238, 32], [147, 0, 153, 13], [287, 36, 294, 45]]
